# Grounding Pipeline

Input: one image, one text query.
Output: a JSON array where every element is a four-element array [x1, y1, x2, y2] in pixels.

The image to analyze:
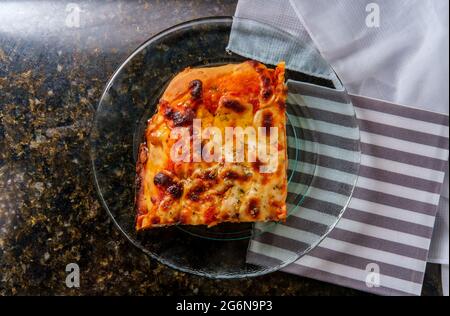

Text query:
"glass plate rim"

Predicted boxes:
[[89, 16, 362, 279]]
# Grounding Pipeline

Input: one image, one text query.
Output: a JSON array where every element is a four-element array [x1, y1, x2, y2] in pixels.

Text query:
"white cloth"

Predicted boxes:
[[429, 170, 449, 265], [289, 0, 449, 113], [443, 265, 449, 296], [233, 0, 449, 295], [288, 0, 449, 295]]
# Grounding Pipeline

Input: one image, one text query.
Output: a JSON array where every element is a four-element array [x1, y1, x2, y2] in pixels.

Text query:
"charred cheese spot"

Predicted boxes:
[[215, 182, 233, 196], [261, 87, 273, 100], [153, 172, 173, 187], [163, 106, 175, 120], [261, 75, 271, 88], [223, 171, 239, 179], [222, 170, 250, 181], [221, 98, 246, 113], [189, 79, 203, 100], [262, 111, 274, 129], [221, 213, 230, 220], [277, 99, 286, 110], [151, 216, 161, 224], [252, 158, 264, 172], [167, 183, 183, 199], [163, 105, 196, 127], [172, 108, 195, 127], [201, 169, 218, 181], [187, 184, 206, 201], [247, 198, 260, 218], [154, 172, 183, 199]]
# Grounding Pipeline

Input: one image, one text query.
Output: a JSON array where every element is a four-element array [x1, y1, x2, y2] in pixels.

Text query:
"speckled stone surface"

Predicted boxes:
[[0, 0, 442, 296]]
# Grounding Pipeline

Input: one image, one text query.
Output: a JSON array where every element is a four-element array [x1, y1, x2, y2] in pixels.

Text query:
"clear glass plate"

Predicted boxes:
[[90, 17, 361, 278]]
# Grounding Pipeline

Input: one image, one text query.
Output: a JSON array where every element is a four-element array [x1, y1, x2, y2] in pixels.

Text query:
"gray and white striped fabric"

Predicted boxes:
[[248, 81, 449, 296]]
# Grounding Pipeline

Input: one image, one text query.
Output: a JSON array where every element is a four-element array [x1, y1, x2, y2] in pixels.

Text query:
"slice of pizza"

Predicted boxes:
[[135, 60, 287, 230]]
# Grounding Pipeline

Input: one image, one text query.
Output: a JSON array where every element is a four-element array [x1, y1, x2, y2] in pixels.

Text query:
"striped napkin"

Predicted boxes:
[[248, 81, 449, 295]]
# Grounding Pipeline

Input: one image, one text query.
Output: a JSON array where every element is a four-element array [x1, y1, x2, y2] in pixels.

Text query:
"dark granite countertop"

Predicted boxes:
[[0, 0, 442, 295]]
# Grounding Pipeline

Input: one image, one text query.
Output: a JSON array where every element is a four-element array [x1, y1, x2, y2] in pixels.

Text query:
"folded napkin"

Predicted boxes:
[[248, 83, 448, 295], [228, 0, 449, 295]]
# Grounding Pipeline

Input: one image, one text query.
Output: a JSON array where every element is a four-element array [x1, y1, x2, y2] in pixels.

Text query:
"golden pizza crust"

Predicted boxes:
[[135, 60, 287, 230]]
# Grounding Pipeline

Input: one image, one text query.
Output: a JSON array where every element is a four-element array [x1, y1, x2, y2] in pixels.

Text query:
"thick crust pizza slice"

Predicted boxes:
[[135, 60, 287, 230]]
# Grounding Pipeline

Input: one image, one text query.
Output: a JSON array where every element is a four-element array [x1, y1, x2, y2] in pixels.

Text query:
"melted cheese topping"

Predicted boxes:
[[135, 61, 287, 230]]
